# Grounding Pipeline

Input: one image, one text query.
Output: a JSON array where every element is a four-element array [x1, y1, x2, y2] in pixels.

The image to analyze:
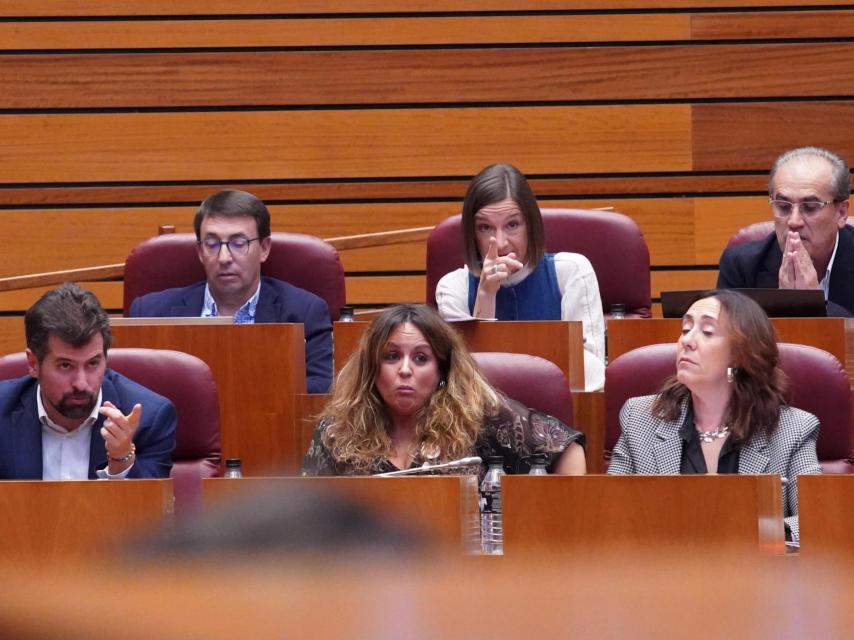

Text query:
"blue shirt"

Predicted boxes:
[[201, 282, 261, 324], [467, 254, 562, 320]]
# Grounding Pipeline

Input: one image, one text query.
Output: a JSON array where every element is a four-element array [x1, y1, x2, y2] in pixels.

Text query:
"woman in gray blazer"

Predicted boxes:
[[608, 289, 821, 541]]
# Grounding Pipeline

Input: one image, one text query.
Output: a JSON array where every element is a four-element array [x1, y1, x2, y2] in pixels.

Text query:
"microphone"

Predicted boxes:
[[375, 456, 483, 477]]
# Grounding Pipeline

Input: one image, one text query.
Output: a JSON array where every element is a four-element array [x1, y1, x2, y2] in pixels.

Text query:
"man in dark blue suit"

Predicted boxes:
[[718, 147, 854, 316], [129, 190, 333, 393], [0, 284, 176, 480]]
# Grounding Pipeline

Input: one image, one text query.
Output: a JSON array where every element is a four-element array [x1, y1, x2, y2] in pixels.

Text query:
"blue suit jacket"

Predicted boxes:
[[129, 276, 333, 393], [0, 369, 177, 479], [717, 226, 854, 317]]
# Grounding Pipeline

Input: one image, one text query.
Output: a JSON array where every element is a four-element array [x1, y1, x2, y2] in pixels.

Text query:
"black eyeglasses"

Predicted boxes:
[[198, 236, 260, 257], [769, 198, 839, 219]]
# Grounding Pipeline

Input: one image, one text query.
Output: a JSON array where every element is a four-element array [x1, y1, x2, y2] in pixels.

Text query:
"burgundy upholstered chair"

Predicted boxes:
[[426, 208, 652, 319], [0, 348, 222, 514], [123, 232, 346, 320], [472, 352, 573, 426], [604, 343, 852, 473]]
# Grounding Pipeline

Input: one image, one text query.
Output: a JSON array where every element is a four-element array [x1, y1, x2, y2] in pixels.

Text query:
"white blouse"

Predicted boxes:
[[435, 252, 606, 391]]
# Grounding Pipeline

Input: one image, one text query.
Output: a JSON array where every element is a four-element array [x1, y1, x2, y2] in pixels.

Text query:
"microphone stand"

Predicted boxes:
[[375, 456, 483, 477]]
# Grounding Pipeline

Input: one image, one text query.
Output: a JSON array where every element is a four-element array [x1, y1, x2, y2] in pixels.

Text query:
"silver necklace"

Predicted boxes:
[[697, 426, 730, 444]]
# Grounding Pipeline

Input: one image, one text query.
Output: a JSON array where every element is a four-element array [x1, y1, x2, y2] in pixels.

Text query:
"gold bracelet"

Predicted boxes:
[[109, 443, 136, 463]]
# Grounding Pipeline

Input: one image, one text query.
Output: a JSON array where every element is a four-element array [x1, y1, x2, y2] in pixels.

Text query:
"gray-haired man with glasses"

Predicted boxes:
[[129, 189, 333, 392], [717, 147, 854, 316]]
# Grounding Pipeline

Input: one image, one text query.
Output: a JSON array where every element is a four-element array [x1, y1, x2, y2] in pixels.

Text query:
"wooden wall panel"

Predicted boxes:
[[4, 44, 854, 109], [1, 3, 851, 316], [0, 196, 752, 278], [0, 107, 692, 183], [0, 174, 773, 207], [693, 102, 854, 171], [692, 10, 854, 39], [693, 196, 770, 263], [0, 282, 123, 313], [2, 0, 850, 16], [0, 15, 691, 49], [7, 11, 854, 51]]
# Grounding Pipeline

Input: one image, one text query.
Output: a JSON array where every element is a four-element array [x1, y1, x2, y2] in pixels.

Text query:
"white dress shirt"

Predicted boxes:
[[37, 386, 132, 479]]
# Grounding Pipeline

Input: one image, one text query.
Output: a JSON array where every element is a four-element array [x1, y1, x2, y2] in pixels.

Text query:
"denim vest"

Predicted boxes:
[[467, 253, 561, 320]]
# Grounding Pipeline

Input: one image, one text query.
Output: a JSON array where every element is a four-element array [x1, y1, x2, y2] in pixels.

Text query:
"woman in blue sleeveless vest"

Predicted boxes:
[[435, 163, 606, 390]]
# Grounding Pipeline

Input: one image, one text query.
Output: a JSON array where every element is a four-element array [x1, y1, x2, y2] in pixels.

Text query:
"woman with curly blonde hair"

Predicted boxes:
[[301, 304, 585, 476]]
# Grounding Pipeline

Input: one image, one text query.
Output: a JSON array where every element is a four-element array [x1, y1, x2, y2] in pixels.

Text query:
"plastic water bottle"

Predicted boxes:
[[224, 458, 243, 479], [480, 456, 505, 555], [528, 453, 548, 476], [339, 306, 355, 322], [605, 303, 626, 365]]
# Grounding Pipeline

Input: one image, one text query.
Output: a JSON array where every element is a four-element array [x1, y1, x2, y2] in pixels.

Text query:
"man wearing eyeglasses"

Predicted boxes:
[[129, 189, 333, 393], [717, 147, 853, 316]]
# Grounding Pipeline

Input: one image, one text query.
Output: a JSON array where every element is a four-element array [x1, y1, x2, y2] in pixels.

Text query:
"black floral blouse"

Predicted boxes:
[[300, 395, 585, 477]]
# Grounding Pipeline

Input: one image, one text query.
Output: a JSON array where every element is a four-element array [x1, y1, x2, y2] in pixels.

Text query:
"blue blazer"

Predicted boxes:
[[717, 226, 854, 317], [0, 369, 177, 480], [129, 276, 333, 393]]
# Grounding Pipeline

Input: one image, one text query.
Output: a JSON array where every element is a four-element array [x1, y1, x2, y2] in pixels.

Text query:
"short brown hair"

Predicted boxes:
[[193, 189, 271, 240], [461, 164, 545, 272], [653, 289, 789, 442], [25, 283, 112, 362]]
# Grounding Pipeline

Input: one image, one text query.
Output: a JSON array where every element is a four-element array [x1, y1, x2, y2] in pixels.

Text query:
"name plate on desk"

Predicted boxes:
[[502, 475, 784, 557], [798, 475, 854, 561], [0, 479, 173, 565], [204, 476, 479, 554]]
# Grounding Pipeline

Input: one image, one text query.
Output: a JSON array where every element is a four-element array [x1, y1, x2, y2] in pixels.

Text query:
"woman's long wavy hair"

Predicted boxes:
[[322, 304, 500, 469], [652, 289, 789, 442]]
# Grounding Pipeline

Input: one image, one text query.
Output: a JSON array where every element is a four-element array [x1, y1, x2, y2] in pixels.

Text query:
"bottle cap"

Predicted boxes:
[[486, 456, 504, 466], [529, 453, 547, 465], [225, 458, 242, 468], [610, 303, 626, 314], [339, 306, 354, 319]]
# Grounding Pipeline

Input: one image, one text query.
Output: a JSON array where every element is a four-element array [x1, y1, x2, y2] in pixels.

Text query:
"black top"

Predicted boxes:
[[716, 227, 854, 318], [678, 402, 740, 475], [300, 395, 585, 478]]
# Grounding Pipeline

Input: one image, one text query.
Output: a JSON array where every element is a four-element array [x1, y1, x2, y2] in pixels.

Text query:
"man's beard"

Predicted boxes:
[[53, 391, 97, 419]]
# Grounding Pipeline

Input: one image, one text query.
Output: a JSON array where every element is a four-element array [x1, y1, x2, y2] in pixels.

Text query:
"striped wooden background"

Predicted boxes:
[[1, 1, 853, 313]]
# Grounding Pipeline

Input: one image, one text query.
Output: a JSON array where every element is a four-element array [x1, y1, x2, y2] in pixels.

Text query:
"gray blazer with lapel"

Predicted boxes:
[[608, 395, 821, 541]]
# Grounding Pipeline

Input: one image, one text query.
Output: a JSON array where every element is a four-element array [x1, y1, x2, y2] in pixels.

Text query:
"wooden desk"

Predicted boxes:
[[334, 319, 585, 391], [502, 475, 785, 557], [3, 552, 854, 639], [798, 474, 854, 561], [111, 321, 305, 475], [0, 479, 172, 566], [204, 476, 479, 553]]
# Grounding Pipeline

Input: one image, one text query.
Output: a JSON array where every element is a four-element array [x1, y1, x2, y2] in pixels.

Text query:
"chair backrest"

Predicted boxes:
[[0, 348, 223, 513], [726, 221, 775, 248], [472, 352, 573, 426], [426, 209, 651, 318], [123, 232, 346, 320], [604, 342, 852, 473], [727, 219, 854, 248]]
